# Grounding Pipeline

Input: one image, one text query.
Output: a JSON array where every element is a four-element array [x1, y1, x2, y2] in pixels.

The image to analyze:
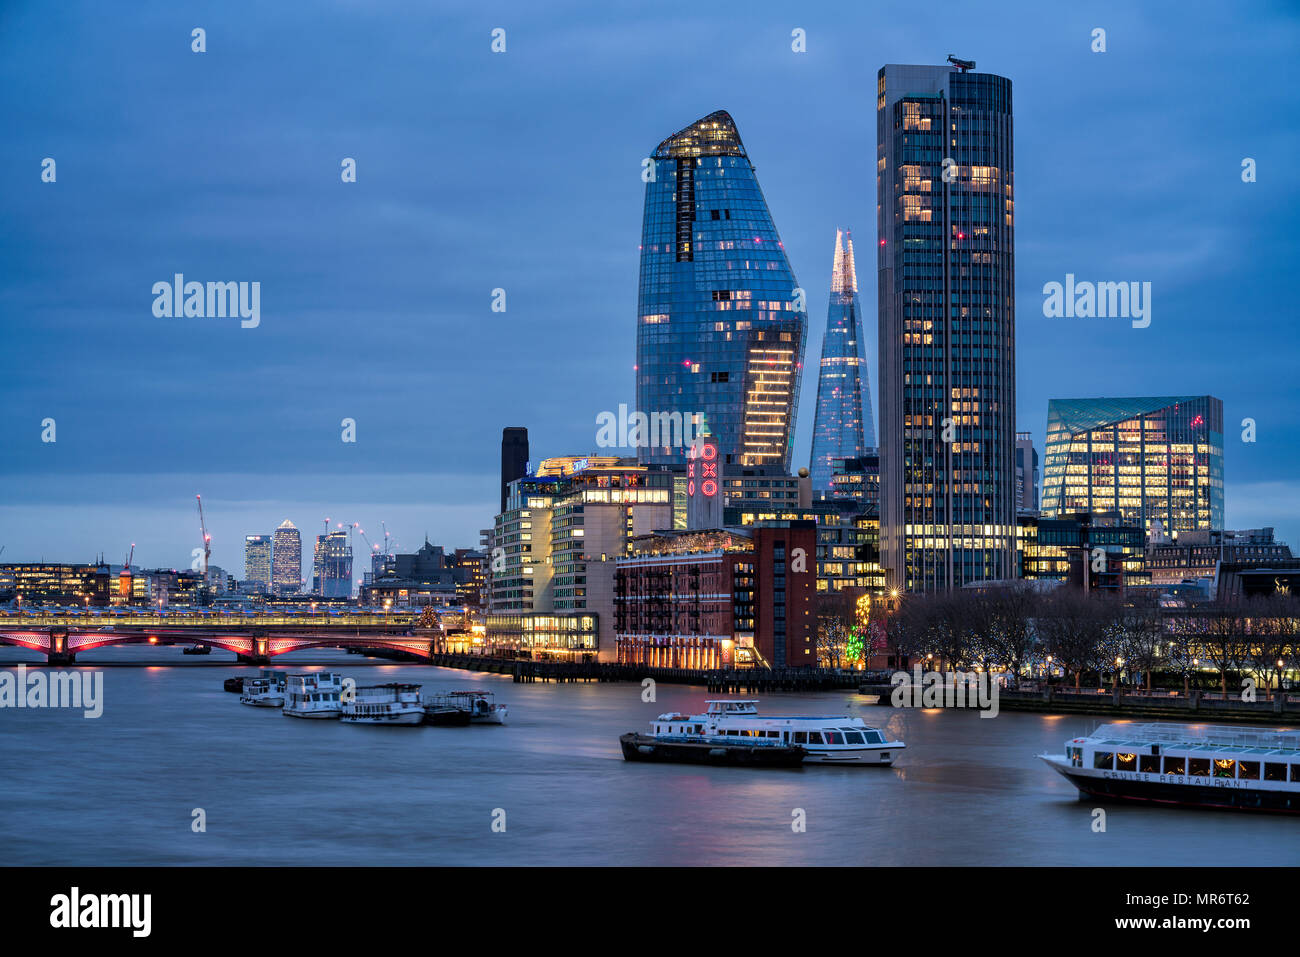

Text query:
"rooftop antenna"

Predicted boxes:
[[947, 54, 976, 72]]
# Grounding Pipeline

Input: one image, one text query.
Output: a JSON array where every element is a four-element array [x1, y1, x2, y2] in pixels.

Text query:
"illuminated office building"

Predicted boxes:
[[271, 519, 302, 596], [0, 563, 112, 606], [636, 110, 808, 469], [877, 61, 1017, 592], [809, 228, 875, 491], [243, 535, 272, 593], [487, 456, 674, 661], [1040, 396, 1224, 534]]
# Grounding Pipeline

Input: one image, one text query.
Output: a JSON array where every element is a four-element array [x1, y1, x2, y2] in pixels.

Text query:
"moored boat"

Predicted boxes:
[[427, 690, 508, 725], [342, 683, 423, 725], [1040, 722, 1300, 813], [239, 676, 284, 708], [283, 672, 345, 719], [646, 700, 903, 766], [223, 677, 245, 694], [422, 704, 473, 726], [619, 732, 806, 767], [182, 643, 211, 655]]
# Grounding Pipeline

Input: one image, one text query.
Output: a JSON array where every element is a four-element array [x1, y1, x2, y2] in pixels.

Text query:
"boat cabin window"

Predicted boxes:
[[1188, 759, 1211, 777], [794, 732, 807, 744], [1162, 756, 1185, 775], [1139, 755, 1160, 773], [806, 732, 824, 745], [824, 731, 844, 745], [1093, 751, 1114, 770], [1292, 764, 1300, 783], [1067, 746, 1082, 767], [1116, 752, 1137, 771], [1213, 758, 1236, 779], [865, 731, 884, 744], [1264, 762, 1287, 781], [1238, 761, 1260, 780], [843, 731, 865, 745]]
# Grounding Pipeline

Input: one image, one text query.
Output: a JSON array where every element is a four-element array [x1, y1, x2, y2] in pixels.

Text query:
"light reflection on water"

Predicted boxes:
[[0, 646, 1292, 866]]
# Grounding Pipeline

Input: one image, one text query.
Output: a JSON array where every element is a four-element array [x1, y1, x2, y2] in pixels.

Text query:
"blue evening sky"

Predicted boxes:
[[1, 0, 1297, 577]]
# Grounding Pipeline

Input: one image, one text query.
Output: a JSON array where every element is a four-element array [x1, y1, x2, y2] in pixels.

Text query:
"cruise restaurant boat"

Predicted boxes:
[[341, 683, 423, 725], [282, 672, 345, 719], [1040, 722, 1300, 813], [238, 676, 284, 708], [627, 700, 905, 767]]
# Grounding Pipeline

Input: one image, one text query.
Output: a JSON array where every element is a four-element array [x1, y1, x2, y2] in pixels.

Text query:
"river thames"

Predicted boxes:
[[1, 647, 1291, 866]]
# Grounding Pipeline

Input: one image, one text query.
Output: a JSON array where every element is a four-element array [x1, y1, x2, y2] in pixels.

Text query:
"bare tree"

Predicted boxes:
[[1196, 600, 1254, 695], [1118, 592, 1166, 690], [1037, 588, 1116, 688], [983, 582, 1041, 679]]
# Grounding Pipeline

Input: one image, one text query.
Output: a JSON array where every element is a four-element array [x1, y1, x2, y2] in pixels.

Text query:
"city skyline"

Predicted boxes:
[[2, 2, 1297, 572]]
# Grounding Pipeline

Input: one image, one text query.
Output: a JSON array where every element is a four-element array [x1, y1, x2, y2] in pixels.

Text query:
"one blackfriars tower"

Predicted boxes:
[[809, 228, 876, 491], [636, 110, 807, 469], [877, 60, 1016, 592]]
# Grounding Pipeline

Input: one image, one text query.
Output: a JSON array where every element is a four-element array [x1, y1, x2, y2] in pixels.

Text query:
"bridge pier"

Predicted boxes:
[[47, 628, 74, 665], [236, 653, 271, 665]]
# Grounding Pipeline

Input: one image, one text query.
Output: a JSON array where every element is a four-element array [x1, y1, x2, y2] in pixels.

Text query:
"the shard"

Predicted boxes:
[[809, 228, 875, 491]]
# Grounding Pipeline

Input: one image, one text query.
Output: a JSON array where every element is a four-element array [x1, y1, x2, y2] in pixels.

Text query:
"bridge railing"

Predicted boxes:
[[0, 611, 418, 628]]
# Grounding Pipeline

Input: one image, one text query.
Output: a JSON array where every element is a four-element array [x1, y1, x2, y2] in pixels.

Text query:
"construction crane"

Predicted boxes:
[[195, 495, 211, 578], [124, 543, 135, 570], [353, 523, 380, 557]]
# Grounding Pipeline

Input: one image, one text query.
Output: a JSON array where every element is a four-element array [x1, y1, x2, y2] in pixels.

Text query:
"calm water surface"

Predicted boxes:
[[1, 647, 1293, 865]]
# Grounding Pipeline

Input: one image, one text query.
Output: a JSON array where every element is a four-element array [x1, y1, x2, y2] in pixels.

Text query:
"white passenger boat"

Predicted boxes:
[[1040, 722, 1300, 813], [282, 672, 344, 719], [342, 683, 423, 725], [650, 700, 904, 766], [238, 676, 284, 708], [427, 690, 508, 725]]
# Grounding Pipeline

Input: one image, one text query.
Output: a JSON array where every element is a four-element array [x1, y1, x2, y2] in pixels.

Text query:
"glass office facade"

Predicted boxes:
[[877, 65, 1017, 592], [809, 228, 876, 491], [1040, 396, 1224, 534], [637, 110, 807, 470]]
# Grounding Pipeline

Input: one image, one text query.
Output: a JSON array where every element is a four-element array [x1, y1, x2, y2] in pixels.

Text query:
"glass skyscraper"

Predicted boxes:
[[809, 228, 876, 491], [877, 62, 1017, 592], [243, 534, 272, 592], [636, 110, 807, 469], [1041, 396, 1224, 534], [271, 519, 301, 596]]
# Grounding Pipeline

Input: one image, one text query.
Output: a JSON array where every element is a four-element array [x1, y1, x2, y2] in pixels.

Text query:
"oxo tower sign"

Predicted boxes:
[[686, 437, 721, 530]]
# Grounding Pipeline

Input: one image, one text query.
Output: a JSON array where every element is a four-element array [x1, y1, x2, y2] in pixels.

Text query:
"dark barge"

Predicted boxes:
[[620, 732, 806, 768]]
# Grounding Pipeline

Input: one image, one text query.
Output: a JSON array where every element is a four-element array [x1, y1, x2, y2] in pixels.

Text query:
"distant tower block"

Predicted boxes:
[[501, 427, 529, 514]]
